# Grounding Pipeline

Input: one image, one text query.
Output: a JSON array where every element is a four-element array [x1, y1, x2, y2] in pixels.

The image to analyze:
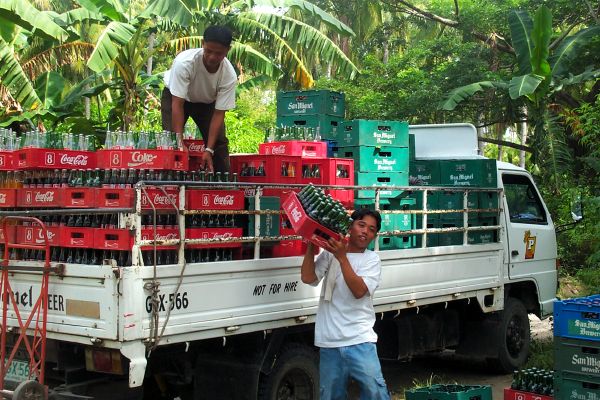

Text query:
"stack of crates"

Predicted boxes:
[[334, 119, 413, 250], [276, 90, 345, 141], [408, 137, 498, 247], [553, 295, 600, 400]]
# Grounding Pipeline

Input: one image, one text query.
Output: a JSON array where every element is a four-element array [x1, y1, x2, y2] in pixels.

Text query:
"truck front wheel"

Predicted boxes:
[[258, 345, 319, 400], [488, 297, 530, 372]]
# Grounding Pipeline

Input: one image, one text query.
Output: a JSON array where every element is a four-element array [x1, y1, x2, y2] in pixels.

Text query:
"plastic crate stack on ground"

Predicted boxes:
[[334, 119, 414, 251], [0, 129, 248, 266], [406, 384, 493, 400], [553, 295, 600, 400], [408, 133, 499, 247]]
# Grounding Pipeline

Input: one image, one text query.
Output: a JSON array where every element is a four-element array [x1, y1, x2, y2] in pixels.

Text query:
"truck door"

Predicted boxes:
[[502, 173, 557, 294]]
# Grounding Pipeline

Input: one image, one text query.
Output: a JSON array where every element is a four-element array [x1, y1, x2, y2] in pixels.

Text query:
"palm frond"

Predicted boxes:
[[531, 111, 573, 191], [21, 41, 95, 81]]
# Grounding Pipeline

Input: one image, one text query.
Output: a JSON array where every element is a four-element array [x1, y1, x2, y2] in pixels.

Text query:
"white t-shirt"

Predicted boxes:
[[311, 250, 382, 348], [164, 48, 237, 110]]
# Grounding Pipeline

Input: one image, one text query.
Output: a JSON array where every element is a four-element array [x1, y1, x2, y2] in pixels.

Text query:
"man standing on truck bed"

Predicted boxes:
[[162, 25, 237, 173], [301, 208, 390, 400]]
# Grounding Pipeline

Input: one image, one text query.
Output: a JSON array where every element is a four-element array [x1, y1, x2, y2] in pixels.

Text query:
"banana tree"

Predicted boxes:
[[440, 5, 600, 189]]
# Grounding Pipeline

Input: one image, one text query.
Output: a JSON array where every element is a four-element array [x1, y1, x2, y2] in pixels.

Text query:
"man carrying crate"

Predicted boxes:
[[301, 208, 391, 400]]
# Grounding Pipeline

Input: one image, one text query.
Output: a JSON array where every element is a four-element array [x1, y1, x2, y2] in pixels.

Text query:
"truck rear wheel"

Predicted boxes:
[[488, 297, 530, 372], [258, 345, 319, 400]]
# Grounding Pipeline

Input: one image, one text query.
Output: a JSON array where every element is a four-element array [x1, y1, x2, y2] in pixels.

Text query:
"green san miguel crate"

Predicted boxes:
[[276, 90, 345, 117], [467, 217, 498, 244], [246, 196, 280, 240], [405, 384, 492, 400], [354, 172, 408, 199], [437, 190, 479, 221], [336, 146, 410, 173], [439, 159, 498, 188], [554, 371, 600, 400], [355, 198, 416, 250], [409, 160, 441, 186], [277, 114, 343, 139], [339, 119, 409, 147], [554, 336, 600, 379]]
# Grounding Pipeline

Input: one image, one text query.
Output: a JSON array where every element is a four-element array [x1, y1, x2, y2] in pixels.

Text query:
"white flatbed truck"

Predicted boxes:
[[0, 124, 558, 400]]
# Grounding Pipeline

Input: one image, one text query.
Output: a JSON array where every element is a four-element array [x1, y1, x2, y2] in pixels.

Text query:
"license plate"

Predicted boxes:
[[4, 359, 30, 382]]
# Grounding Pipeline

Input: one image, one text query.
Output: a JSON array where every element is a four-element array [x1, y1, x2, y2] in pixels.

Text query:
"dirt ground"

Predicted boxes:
[[375, 315, 553, 400]]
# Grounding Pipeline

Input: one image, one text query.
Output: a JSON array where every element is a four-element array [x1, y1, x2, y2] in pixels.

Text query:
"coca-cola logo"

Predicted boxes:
[[187, 143, 205, 153], [128, 151, 158, 167], [34, 229, 55, 244], [60, 154, 89, 166], [145, 193, 177, 205], [154, 233, 179, 241], [35, 191, 55, 203], [269, 145, 287, 155], [0, 193, 6, 204], [213, 232, 233, 240], [213, 195, 234, 206]]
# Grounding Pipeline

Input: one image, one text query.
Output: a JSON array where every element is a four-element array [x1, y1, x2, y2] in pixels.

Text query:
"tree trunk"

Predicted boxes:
[[383, 40, 390, 64], [477, 112, 486, 155], [496, 122, 504, 161], [519, 107, 528, 168], [84, 83, 91, 120], [146, 32, 155, 75]]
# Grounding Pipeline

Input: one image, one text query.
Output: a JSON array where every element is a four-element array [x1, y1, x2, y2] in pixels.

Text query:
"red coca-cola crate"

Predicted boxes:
[[269, 155, 303, 184], [63, 187, 96, 208], [96, 188, 134, 208], [0, 189, 17, 207], [271, 240, 307, 257], [94, 228, 132, 251], [253, 187, 354, 209], [185, 228, 243, 248], [186, 189, 244, 210], [17, 188, 62, 207], [504, 388, 553, 400], [15, 149, 96, 169], [230, 154, 272, 183], [61, 227, 95, 248], [140, 227, 179, 249], [183, 139, 205, 155], [141, 187, 180, 210], [300, 158, 354, 186], [0, 225, 17, 243], [0, 151, 14, 170], [282, 192, 342, 248], [259, 141, 327, 158], [96, 149, 188, 171], [16, 225, 61, 246]]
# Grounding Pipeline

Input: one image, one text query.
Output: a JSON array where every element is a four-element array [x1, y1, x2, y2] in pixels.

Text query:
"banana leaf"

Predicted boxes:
[[508, 74, 544, 100], [87, 21, 136, 73], [0, 0, 68, 41], [439, 81, 508, 111], [508, 10, 533, 75], [0, 39, 41, 112]]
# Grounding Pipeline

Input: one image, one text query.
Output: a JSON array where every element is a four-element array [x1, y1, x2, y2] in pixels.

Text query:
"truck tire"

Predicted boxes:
[[258, 345, 319, 400], [488, 297, 530, 372]]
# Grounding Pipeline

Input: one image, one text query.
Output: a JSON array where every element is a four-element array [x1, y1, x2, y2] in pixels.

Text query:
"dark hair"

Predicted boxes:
[[350, 208, 382, 232], [203, 26, 233, 47]]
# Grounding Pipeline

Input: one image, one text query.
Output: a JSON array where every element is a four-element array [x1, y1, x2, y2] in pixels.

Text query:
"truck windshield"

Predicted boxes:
[[502, 174, 548, 224]]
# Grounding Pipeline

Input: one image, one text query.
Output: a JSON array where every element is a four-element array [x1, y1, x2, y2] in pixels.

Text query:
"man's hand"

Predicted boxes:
[[201, 151, 214, 172], [323, 237, 347, 262]]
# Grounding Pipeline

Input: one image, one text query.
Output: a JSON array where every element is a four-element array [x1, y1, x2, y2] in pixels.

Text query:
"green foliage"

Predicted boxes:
[[575, 266, 600, 296], [523, 338, 553, 370]]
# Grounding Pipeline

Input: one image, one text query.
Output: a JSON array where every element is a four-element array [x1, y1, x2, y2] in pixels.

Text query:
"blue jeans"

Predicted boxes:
[[319, 342, 390, 400]]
